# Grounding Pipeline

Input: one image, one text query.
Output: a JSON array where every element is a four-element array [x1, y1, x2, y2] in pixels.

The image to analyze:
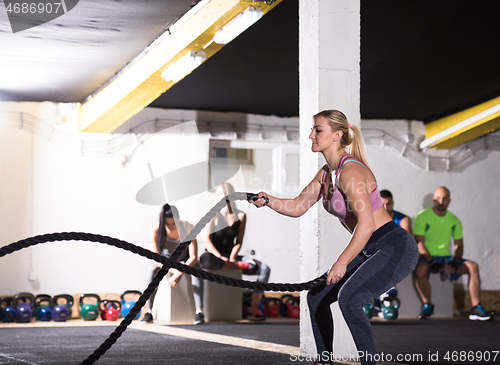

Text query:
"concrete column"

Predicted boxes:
[[299, 0, 360, 360]]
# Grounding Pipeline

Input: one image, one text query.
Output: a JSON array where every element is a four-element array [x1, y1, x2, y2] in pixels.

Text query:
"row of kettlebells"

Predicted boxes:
[[0, 290, 142, 323]]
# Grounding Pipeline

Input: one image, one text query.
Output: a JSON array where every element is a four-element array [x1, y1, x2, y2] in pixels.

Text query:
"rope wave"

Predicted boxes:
[[0, 192, 326, 365]]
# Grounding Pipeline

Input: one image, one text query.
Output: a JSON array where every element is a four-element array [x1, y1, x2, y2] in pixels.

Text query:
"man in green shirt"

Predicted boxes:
[[413, 186, 490, 321]]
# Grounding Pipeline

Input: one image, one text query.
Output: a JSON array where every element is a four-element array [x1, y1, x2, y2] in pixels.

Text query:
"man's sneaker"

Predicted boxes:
[[469, 304, 491, 321], [194, 311, 205, 325], [247, 306, 266, 321], [141, 312, 154, 324], [419, 303, 434, 319]]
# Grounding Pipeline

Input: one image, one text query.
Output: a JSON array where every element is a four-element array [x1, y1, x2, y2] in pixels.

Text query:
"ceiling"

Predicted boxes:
[[1, 0, 500, 124]]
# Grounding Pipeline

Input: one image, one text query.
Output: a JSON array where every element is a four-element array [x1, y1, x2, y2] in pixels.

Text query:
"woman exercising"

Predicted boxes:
[[250, 110, 418, 365], [141, 203, 205, 325]]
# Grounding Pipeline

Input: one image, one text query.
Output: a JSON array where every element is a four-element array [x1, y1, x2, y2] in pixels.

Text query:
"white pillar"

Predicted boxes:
[[299, 0, 360, 360]]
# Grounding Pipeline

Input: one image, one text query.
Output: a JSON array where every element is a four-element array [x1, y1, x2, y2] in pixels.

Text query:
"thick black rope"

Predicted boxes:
[[0, 233, 326, 292], [0, 193, 326, 364]]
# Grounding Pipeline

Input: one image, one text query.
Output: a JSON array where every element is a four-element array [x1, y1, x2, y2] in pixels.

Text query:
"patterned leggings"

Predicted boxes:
[[307, 221, 419, 365]]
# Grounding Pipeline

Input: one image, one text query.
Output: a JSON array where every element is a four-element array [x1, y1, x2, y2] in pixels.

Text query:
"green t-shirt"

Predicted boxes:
[[413, 208, 463, 256]]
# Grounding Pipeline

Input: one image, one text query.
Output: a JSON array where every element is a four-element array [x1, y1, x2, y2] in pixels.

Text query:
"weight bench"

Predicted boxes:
[[203, 269, 242, 322], [397, 272, 453, 318], [152, 272, 195, 323], [152, 269, 243, 323]]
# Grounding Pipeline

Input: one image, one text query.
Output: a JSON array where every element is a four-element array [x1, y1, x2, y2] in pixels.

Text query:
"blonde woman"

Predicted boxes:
[[250, 110, 418, 365]]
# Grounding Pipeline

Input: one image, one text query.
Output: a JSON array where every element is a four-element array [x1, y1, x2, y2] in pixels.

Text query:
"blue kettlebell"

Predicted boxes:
[[381, 296, 401, 320], [52, 294, 73, 322], [35, 295, 52, 321], [120, 290, 142, 320], [363, 301, 375, 319], [13, 293, 35, 323], [0, 297, 16, 323]]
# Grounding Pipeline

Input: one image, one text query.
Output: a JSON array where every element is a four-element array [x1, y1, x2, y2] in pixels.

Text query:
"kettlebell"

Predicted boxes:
[[34, 294, 51, 319], [13, 292, 35, 323], [363, 301, 375, 319], [104, 300, 121, 321], [100, 300, 109, 320], [264, 297, 282, 318], [381, 296, 401, 320], [52, 294, 73, 322], [35, 295, 52, 321], [282, 295, 300, 318], [280, 294, 294, 317], [80, 294, 101, 321], [0, 297, 16, 323], [120, 290, 142, 320]]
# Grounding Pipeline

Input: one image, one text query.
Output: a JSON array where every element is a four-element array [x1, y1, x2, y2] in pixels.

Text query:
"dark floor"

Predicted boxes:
[[372, 318, 499, 365], [0, 318, 498, 365]]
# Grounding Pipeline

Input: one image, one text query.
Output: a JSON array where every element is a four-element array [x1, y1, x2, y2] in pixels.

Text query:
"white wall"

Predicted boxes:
[[0, 103, 301, 298], [0, 126, 33, 292]]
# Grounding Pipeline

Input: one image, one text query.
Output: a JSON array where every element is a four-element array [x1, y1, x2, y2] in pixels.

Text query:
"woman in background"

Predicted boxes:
[[141, 203, 205, 325], [201, 183, 271, 321]]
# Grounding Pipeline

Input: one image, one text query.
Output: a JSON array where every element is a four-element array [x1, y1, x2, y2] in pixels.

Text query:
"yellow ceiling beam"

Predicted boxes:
[[420, 96, 500, 149], [77, 0, 283, 133]]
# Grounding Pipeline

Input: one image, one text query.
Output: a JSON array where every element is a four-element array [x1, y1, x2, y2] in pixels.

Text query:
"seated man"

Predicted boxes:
[[413, 186, 490, 321], [380, 189, 412, 233]]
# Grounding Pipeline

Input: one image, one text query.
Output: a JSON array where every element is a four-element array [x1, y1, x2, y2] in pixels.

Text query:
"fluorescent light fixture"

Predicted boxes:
[[213, 6, 263, 44], [419, 103, 500, 149], [161, 51, 207, 83]]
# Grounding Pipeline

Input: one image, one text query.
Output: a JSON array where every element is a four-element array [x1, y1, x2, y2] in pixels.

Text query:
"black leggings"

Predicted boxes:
[[307, 221, 418, 365]]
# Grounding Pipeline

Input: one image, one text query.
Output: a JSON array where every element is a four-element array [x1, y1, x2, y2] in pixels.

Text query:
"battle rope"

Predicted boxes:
[[0, 193, 327, 364]]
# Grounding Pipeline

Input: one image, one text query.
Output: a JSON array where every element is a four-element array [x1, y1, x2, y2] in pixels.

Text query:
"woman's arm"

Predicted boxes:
[[169, 221, 198, 287], [152, 228, 162, 268], [184, 222, 198, 267], [400, 216, 412, 234], [204, 218, 227, 261], [251, 166, 326, 217], [229, 213, 246, 262], [327, 164, 376, 285]]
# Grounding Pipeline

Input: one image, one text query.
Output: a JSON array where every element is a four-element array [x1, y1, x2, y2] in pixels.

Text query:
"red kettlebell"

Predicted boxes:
[[100, 300, 110, 320], [264, 297, 282, 318], [284, 296, 300, 318], [104, 300, 121, 321]]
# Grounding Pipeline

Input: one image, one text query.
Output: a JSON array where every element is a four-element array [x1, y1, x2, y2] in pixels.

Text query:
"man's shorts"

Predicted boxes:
[[418, 255, 466, 281]]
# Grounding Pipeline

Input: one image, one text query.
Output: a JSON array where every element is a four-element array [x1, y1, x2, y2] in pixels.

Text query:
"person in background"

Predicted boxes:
[[141, 203, 205, 325], [380, 189, 412, 233], [413, 186, 490, 321], [200, 182, 271, 321]]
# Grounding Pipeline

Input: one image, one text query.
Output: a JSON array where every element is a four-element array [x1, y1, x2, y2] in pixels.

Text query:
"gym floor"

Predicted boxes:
[[0, 317, 498, 365]]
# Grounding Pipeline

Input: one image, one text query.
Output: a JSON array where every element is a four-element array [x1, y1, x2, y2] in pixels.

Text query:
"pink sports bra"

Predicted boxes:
[[322, 155, 383, 223]]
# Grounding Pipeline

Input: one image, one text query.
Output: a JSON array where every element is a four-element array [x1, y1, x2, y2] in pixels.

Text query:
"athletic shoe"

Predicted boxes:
[[194, 311, 205, 325], [469, 304, 491, 321], [141, 312, 153, 324], [419, 303, 434, 319], [247, 306, 266, 321]]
